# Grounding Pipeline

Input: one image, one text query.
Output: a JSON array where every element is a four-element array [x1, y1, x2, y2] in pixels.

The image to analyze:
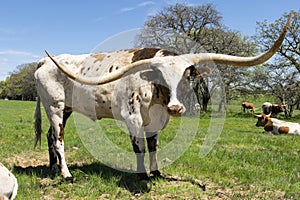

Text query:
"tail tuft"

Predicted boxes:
[[34, 96, 42, 149]]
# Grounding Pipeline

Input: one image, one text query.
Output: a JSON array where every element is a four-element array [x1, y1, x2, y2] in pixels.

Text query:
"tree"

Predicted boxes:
[[1, 63, 37, 100], [135, 3, 257, 112]]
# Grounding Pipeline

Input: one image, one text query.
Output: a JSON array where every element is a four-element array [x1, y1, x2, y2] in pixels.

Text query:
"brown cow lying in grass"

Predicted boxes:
[[255, 114, 300, 135]]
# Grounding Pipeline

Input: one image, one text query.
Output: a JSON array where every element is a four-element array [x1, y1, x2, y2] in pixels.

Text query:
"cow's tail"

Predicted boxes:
[[34, 96, 42, 149]]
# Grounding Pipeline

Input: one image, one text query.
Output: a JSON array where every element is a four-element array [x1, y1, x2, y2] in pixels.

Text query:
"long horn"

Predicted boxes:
[[45, 50, 152, 85], [189, 11, 293, 66]]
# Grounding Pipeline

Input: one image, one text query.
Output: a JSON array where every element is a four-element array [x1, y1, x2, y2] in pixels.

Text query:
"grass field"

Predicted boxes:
[[0, 99, 300, 199]]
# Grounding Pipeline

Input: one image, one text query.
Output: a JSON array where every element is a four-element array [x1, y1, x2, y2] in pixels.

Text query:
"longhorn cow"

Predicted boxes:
[[256, 113, 300, 135], [34, 14, 292, 182], [262, 102, 286, 117]]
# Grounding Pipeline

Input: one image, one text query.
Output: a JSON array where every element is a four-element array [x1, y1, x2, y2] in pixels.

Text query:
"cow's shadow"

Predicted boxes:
[[13, 162, 150, 193]]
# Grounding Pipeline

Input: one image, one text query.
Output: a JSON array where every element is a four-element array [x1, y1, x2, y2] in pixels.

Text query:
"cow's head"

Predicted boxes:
[[255, 114, 271, 127], [272, 103, 286, 113], [138, 59, 208, 116]]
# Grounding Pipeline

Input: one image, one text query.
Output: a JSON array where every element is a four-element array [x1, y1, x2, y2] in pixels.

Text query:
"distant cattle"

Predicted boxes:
[[241, 102, 255, 113], [262, 102, 285, 117], [256, 114, 300, 135], [0, 162, 18, 200]]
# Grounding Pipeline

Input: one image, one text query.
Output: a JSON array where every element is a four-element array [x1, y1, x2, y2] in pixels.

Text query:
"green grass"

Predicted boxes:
[[0, 99, 300, 199]]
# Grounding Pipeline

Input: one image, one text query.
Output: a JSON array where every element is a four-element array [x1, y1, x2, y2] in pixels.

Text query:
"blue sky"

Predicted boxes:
[[0, 0, 298, 80]]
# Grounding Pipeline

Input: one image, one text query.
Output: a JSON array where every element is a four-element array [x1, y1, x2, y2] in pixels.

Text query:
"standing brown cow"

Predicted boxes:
[[241, 102, 255, 113]]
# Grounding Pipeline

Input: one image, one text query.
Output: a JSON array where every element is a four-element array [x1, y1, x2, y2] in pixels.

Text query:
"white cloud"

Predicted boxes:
[[120, 1, 156, 13], [120, 7, 135, 13], [138, 1, 156, 7]]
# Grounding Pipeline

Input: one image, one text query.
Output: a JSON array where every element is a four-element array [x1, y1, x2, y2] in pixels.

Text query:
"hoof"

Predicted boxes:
[[150, 170, 163, 179], [65, 176, 73, 183]]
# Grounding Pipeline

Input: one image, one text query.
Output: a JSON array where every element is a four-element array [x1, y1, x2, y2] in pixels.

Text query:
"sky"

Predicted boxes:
[[0, 0, 298, 80]]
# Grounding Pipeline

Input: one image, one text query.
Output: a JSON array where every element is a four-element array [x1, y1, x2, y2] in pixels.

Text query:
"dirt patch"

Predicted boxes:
[[4, 151, 48, 168]]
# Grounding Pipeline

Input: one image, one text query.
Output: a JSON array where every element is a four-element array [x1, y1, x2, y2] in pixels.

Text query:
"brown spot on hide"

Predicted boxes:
[[136, 95, 140, 102], [131, 48, 160, 63], [129, 99, 134, 105], [109, 66, 113, 73], [278, 126, 289, 134], [58, 123, 64, 142], [159, 49, 178, 56], [92, 53, 106, 63]]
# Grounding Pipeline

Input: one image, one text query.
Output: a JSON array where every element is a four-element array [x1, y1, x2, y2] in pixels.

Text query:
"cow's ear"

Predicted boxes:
[[184, 65, 210, 81]]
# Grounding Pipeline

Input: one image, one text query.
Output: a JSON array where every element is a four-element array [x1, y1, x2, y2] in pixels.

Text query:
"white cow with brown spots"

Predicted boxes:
[[256, 114, 300, 135], [262, 102, 286, 117], [0, 163, 18, 200], [34, 14, 292, 182]]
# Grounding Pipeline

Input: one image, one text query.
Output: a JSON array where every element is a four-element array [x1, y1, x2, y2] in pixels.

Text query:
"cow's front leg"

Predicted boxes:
[[146, 132, 161, 178], [130, 133, 148, 180]]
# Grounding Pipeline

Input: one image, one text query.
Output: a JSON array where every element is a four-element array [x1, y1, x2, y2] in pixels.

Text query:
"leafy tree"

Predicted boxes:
[[1, 63, 37, 100]]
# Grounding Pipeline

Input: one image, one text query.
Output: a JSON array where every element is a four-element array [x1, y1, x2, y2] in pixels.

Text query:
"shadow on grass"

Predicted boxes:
[[13, 162, 151, 194]]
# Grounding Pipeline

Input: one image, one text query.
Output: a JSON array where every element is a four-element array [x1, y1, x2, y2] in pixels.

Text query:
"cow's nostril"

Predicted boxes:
[[167, 105, 184, 116]]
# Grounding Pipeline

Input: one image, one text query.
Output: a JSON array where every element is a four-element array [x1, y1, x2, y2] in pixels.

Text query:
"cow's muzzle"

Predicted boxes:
[[167, 105, 184, 117]]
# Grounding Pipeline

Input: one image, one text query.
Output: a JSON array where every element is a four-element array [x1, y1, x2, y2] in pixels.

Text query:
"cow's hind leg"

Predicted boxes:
[[47, 126, 59, 176], [47, 102, 73, 182], [47, 107, 72, 175], [146, 132, 161, 178]]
